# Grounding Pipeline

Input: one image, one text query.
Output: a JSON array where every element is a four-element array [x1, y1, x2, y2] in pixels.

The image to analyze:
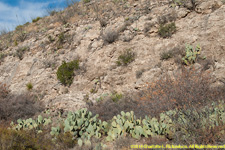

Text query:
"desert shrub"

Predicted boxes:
[[138, 68, 222, 117], [143, 22, 153, 33], [171, 0, 195, 10], [136, 69, 145, 79], [43, 59, 56, 69], [56, 11, 71, 25], [32, 17, 42, 23], [15, 25, 24, 31], [26, 82, 33, 91], [116, 49, 135, 66], [111, 92, 123, 102], [48, 35, 55, 43], [0, 125, 56, 150], [56, 32, 65, 49], [0, 91, 44, 122], [158, 22, 176, 38], [56, 59, 79, 86], [83, 0, 91, 3], [160, 50, 174, 60], [58, 32, 65, 43], [54, 131, 77, 149], [14, 46, 30, 60], [0, 83, 10, 99], [15, 25, 27, 42], [99, 18, 107, 27], [102, 29, 118, 44], [157, 12, 177, 25], [172, 104, 225, 145], [89, 93, 142, 121], [46, 7, 58, 16]]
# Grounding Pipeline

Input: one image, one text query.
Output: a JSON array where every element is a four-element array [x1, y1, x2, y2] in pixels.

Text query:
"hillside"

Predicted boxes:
[[0, 0, 224, 149]]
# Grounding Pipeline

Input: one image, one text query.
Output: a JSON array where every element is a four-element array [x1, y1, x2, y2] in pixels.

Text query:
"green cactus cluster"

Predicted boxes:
[[10, 101, 224, 147], [106, 111, 140, 141], [51, 108, 108, 147], [10, 115, 51, 133], [106, 111, 175, 141], [167, 102, 225, 132], [182, 44, 201, 65]]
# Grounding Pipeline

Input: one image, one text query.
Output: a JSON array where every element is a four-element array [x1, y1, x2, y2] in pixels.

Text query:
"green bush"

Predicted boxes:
[[83, 0, 91, 3], [57, 32, 65, 49], [111, 92, 123, 102], [26, 82, 33, 91], [116, 49, 135, 66], [0, 126, 56, 150], [32, 17, 42, 23], [158, 22, 176, 38], [56, 60, 79, 86]]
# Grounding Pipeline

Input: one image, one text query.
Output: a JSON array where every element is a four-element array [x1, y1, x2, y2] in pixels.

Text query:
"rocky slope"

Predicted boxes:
[[0, 0, 224, 113]]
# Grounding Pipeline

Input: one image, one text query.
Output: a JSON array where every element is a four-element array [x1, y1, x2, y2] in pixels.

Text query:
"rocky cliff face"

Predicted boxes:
[[0, 0, 224, 112]]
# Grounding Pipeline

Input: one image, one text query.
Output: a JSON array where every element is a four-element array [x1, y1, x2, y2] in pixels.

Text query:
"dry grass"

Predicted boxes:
[[138, 68, 221, 117], [0, 124, 55, 150], [0, 83, 44, 122], [172, 108, 225, 145], [90, 68, 224, 121]]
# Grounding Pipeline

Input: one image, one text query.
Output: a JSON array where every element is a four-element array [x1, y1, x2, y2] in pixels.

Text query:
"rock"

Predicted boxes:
[[176, 8, 190, 18], [195, 0, 223, 14]]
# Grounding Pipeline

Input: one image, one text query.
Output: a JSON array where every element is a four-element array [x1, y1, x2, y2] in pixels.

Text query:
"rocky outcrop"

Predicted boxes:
[[0, 0, 224, 112]]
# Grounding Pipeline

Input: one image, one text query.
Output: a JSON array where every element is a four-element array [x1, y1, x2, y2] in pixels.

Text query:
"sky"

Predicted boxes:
[[0, 0, 75, 31]]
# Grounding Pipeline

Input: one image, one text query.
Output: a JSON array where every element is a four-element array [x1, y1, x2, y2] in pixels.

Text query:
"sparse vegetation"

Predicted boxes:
[[43, 60, 57, 69], [0, 67, 224, 148], [57, 32, 65, 49], [182, 44, 201, 65], [111, 92, 123, 102], [14, 46, 29, 60], [26, 82, 33, 91], [136, 69, 145, 79], [0, 83, 44, 122], [0, 0, 224, 149], [0, 52, 6, 63], [160, 50, 174, 60], [171, 0, 196, 10], [158, 22, 176, 38], [116, 49, 135, 66], [102, 29, 118, 44], [48, 35, 55, 43], [90, 88, 97, 94], [56, 59, 79, 86], [83, 0, 91, 3], [99, 18, 107, 27], [32, 17, 42, 23], [15, 25, 27, 42]]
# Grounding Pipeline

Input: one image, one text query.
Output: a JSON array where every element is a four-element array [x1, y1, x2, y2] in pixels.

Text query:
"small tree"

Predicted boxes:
[[56, 60, 79, 86]]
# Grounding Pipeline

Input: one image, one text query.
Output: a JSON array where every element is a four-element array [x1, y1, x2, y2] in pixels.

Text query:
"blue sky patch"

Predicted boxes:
[[0, 0, 73, 31]]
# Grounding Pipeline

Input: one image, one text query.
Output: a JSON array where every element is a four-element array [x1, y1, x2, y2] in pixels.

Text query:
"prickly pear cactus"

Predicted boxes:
[[10, 115, 51, 133], [107, 111, 145, 141], [182, 44, 201, 65], [60, 108, 108, 146], [142, 113, 174, 138]]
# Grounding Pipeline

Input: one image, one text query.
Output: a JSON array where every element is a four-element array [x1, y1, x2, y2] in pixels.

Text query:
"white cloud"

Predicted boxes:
[[0, 0, 65, 31]]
